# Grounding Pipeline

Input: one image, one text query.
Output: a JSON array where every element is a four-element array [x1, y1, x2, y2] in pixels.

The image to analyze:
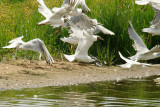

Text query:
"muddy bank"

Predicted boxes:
[[0, 59, 160, 90]]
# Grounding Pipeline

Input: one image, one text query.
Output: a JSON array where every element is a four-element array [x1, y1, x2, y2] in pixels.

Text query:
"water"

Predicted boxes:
[[0, 76, 160, 107]]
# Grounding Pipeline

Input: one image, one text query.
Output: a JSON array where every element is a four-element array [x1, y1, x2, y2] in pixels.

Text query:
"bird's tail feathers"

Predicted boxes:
[[64, 54, 75, 62]]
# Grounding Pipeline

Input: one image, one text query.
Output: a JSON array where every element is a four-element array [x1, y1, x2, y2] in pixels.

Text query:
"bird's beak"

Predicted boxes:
[[98, 36, 104, 41]]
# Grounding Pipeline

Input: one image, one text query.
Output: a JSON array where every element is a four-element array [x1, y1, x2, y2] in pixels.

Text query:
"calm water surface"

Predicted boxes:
[[0, 76, 160, 107]]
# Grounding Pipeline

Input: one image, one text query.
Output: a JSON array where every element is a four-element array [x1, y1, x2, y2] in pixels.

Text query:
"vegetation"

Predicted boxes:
[[0, 0, 159, 65]]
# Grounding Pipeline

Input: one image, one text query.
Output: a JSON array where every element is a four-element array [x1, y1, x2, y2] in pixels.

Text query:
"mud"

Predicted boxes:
[[0, 59, 160, 90]]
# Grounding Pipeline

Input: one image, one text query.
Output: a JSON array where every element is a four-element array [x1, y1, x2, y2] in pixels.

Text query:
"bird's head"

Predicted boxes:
[[64, 18, 68, 23]]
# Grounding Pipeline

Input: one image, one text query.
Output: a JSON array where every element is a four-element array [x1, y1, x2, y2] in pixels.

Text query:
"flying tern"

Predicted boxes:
[[3, 36, 54, 64]]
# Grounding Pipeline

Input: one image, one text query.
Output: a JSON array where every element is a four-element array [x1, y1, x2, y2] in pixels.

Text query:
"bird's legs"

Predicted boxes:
[[144, 5, 148, 11], [140, 5, 148, 11], [145, 33, 149, 40], [5, 48, 15, 54], [55, 26, 62, 34], [147, 36, 152, 45], [90, 55, 103, 67], [39, 53, 42, 60], [145, 34, 152, 45], [141, 6, 145, 10], [13, 49, 17, 60], [71, 44, 76, 51]]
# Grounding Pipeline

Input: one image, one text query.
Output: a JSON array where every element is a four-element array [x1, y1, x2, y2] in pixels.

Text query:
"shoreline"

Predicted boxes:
[[0, 59, 160, 90]]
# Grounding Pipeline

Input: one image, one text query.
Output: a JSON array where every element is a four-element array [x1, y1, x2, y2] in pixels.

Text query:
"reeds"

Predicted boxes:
[[0, 0, 159, 65]]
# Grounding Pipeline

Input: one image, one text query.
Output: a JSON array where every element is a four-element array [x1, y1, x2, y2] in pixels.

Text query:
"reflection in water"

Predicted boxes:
[[0, 76, 160, 106]]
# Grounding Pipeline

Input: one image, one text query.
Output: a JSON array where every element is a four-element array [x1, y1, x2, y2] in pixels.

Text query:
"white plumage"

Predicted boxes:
[[62, 24, 103, 63], [3, 36, 54, 64], [63, 14, 115, 35], [118, 52, 150, 68], [60, 34, 79, 45], [135, 0, 160, 10], [128, 22, 160, 61], [151, 6, 160, 25], [37, 0, 77, 28], [141, 6, 160, 35], [52, 0, 84, 17], [73, 0, 90, 12]]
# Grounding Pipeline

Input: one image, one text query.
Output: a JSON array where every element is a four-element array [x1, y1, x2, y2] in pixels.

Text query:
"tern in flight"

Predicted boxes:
[[128, 22, 160, 61], [63, 14, 115, 35], [62, 24, 104, 63], [52, 0, 90, 17], [118, 52, 150, 68], [37, 0, 77, 28], [142, 6, 160, 36], [3, 36, 54, 64]]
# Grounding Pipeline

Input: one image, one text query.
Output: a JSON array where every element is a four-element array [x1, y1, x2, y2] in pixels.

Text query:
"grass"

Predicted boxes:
[[0, 0, 160, 65]]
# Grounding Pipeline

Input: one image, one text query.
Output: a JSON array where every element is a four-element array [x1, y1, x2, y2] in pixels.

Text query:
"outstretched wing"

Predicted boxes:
[[80, 0, 90, 11], [9, 36, 24, 44], [128, 22, 149, 53], [50, 7, 68, 19], [145, 45, 160, 55], [118, 51, 148, 68], [135, 0, 160, 10], [51, 0, 78, 19], [39, 39, 54, 64], [37, 0, 53, 18], [66, 14, 114, 35], [60, 36, 79, 44], [63, 0, 75, 5], [67, 17, 84, 38], [119, 51, 132, 64], [151, 6, 160, 25], [152, 4, 160, 10], [96, 25, 115, 35], [21, 39, 54, 64], [75, 29, 94, 56], [68, 14, 95, 29], [3, 36, 24, 49], [152, 18, 160, 29], [3, 42, 19, 49]]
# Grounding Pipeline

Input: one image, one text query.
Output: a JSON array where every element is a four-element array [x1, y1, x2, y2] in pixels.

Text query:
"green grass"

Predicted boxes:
[[0, 0, 160, 65]]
